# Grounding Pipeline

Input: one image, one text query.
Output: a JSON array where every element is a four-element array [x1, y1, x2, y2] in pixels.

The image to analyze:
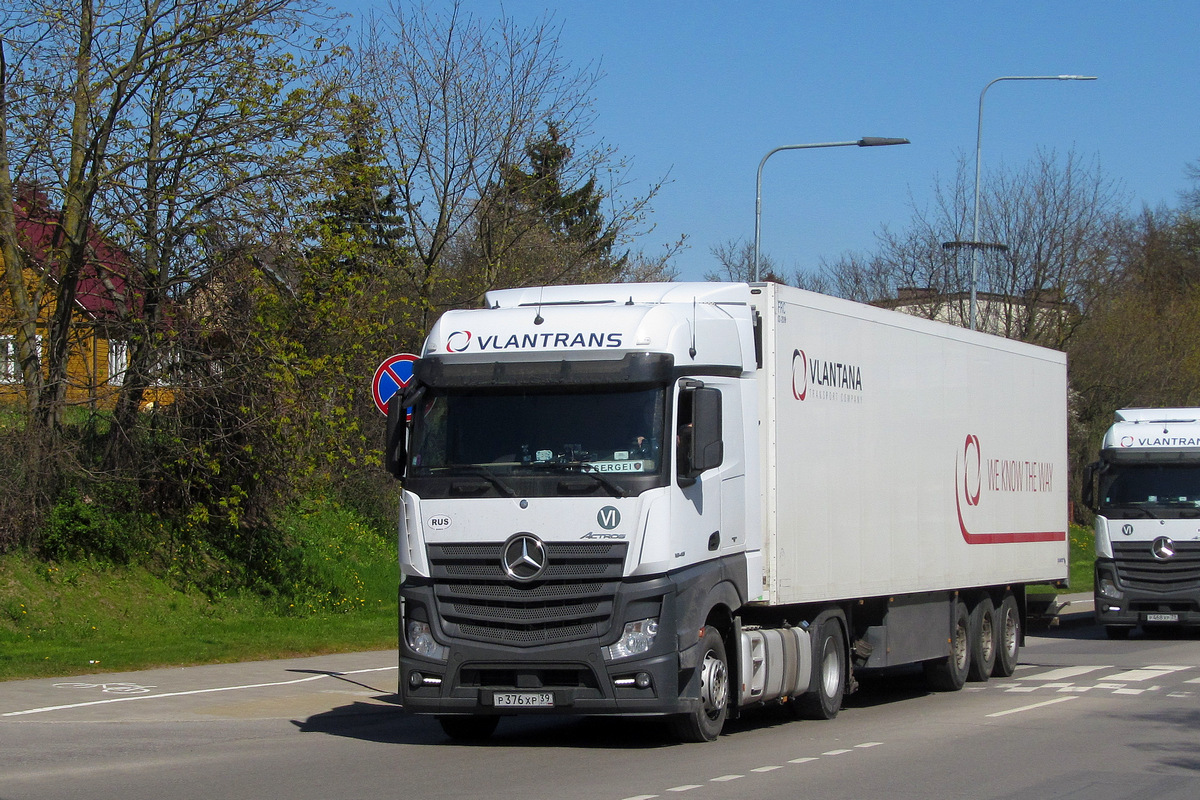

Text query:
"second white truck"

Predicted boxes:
[[1083, 408, 1200, 638], [385, 281, 1069, 741]]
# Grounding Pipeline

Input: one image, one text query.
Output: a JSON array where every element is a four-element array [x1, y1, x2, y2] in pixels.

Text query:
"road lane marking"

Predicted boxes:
[[987, 695, 1079, 717], [822, 749, 852, 756], [1016, 666, 1108, 681], [710, 775, 743, 782], [1105, 666, 1188, 682], [2, 666, 397, 717], [752, 766, 783, 773], [788, 757, 818, 764]]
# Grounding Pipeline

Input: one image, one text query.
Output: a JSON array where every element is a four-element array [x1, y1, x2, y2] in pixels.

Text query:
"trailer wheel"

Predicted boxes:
[[438, 715, 499, 741], [967, 596, 996, 682], [924, 599, 970, 691], [992, 593, 1021, 677], [670, 626, 729, 742], [794, 617, 846, 720]]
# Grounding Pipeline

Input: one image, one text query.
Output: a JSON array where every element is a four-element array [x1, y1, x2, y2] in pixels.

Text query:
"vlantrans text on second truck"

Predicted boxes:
[[384, 281, 1069, 741]]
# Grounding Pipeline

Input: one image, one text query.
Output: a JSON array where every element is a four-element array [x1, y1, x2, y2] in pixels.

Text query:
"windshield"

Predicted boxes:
[[1100, 463, 1200, 518], [409, 385, 667, 493]]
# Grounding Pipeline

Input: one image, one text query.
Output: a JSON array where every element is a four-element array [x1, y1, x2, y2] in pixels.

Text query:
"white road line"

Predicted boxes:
[[2, 666, 398, 717], [856, 742, 883, 748], [710, 775, 743, 782], [1105, 666, 1188, 682], [987, 695, 1080, 718], [667, 786, 702, 793], [1016, 665, 1108, 681], [822, 749, 852, 756], [788, 757, 818, 764], [752, 766, 783, 773]]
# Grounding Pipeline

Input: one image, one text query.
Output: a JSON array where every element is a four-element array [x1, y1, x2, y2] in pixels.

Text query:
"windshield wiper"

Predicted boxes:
[[535, 460, 628, 496], [445, 464, 517, 497]]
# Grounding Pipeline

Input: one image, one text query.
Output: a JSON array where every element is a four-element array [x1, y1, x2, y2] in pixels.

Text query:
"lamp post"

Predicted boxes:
[[968, 74, 1097, 330], [753, 137, 909, 282]]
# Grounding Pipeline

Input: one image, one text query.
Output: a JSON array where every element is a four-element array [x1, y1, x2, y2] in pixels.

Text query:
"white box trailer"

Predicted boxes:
[[385, 282, 1068, 742]]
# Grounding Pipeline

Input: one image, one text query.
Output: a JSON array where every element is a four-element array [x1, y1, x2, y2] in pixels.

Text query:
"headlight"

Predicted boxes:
[[603, 617, 659, 661], [1097, 577, 1123, 600], [406, 620, 448, 661]]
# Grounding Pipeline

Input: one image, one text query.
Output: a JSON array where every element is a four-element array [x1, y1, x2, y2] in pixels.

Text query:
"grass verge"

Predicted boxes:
[[0, 503, 398, 681]]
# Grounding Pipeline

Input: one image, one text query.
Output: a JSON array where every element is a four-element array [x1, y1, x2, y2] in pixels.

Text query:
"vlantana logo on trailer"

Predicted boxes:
[[444, 330, 623, 353], [955, 434, 1065, 545], [791, 348, 863, 403]]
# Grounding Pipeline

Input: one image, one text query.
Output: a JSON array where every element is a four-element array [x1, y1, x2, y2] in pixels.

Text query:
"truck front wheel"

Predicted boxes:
[[670, 626, 729, 743]]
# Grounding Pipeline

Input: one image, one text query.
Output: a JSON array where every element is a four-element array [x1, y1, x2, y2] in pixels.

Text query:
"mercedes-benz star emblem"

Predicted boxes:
[[1151, 537, 1176, 561], [502, 534, 547, 581]]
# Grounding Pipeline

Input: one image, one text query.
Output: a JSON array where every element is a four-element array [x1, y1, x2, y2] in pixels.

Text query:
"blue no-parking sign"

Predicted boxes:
[[372, 353, 418, 416]]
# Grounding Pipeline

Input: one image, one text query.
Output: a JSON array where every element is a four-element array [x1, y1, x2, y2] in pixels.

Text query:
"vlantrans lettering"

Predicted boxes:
[[1125, 436, 1200, 448], [471, 332, 623, 351], [987, 459, 1054, 493], [809, 359, 862, 392]]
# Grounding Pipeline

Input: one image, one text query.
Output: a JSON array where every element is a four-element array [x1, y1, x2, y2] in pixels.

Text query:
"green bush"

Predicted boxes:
[[40, 486, 151, 565]]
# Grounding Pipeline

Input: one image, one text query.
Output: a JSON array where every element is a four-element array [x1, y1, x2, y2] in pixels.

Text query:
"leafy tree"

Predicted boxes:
[[1, 0, 344, 437]]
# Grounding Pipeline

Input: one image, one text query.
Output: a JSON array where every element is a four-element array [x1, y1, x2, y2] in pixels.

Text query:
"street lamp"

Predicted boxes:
[[753, 137, 909, 282], [968, 74, 1097, 330]]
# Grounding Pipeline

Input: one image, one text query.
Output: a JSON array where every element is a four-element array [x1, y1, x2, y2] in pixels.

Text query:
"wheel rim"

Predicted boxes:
[[1001, 607, 1019, 658], [700, 648, 728, 719], [820, 637, 842, 698], [953, 619, 969, 671], [980, 612, 995, 663]]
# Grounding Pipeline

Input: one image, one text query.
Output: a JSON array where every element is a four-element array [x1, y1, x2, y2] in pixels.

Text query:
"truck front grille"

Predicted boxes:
[[1113, 540, 1200, 593], [426, 542, 627, 646]]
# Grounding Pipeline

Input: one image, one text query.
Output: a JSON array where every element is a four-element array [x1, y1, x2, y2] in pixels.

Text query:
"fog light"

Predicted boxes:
[[634, 672, 652, 689], [407, 620, 448, 661], [409, 671, 424, 689], [602, 617, 659, 661]]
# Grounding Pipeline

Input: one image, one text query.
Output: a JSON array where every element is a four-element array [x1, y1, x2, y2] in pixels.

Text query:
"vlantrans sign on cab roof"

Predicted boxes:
[[1102, 408, 1200, 458]]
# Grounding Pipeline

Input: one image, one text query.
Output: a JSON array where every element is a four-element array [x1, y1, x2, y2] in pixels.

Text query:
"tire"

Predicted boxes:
[[438, 715, 500, 742], [924, 599, 970, 691], [992, 593, 1021, 678], [967, 596, 996, 682], [669, 626, 730, 742], [794, 617, 847, 720]]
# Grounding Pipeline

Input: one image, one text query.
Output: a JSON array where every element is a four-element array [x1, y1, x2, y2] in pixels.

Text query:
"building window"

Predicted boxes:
[[108, 340, 128, 386], [1, 335, 17, 382]]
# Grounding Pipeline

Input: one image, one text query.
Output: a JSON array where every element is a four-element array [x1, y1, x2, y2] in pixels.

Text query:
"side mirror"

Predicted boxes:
[[1080, 461, 1098, 512], [678, 386, 723, 484], [384, 394, 408, 479]]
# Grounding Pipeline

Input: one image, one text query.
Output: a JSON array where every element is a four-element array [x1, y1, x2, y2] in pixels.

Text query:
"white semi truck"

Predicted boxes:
[[384, 282, 1068, 741], [1083, 408, 1200, 638]]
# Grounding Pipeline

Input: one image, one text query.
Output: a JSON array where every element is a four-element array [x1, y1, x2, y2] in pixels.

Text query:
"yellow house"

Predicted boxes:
[[1, 197, 171, 411]]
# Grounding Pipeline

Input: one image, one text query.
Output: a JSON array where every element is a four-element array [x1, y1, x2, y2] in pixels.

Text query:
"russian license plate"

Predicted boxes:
[[493, 691, 554, 708], [1144, 613, 1180, 623]]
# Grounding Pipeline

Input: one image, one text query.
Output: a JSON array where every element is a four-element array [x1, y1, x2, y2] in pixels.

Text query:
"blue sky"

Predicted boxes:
[[340, 1, 1200, 283]]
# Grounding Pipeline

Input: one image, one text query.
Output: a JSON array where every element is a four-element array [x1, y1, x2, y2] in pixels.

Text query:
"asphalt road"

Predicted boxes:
[[2, 622, 1198, 800]]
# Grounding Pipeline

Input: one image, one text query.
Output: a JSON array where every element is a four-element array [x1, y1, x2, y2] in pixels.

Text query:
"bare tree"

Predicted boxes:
[[817, 150, 1126, 347], [356, 0, 662, 326]]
